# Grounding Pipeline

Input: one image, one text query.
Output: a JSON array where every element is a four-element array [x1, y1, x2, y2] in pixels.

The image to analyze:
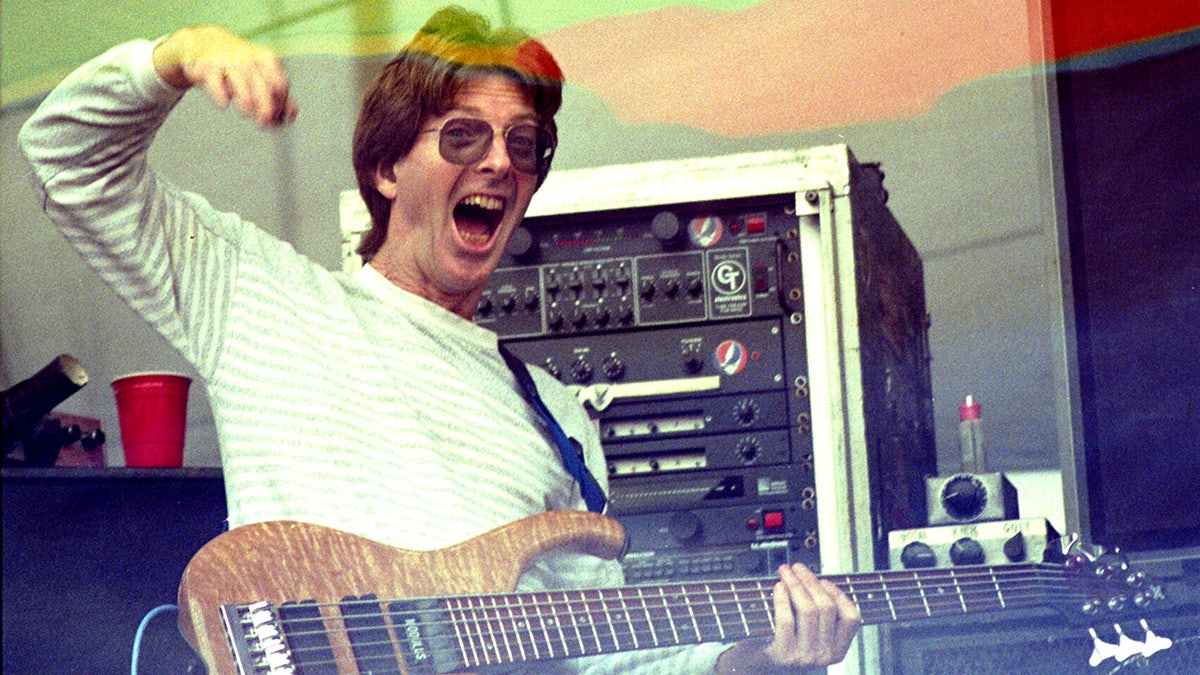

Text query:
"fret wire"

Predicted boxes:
[[637, 587, 660, 647], [468, 596, 491, 666], [563, 590, 586, 655], [682, 584, 703, 642], [991, 569, 1006, 608], [479, 594, 501, 665], [952, 569, 967, 612], [912, 572, 931, 616], [488, 593, 515, 664], [581, 588, 602, 652], [478, 595, 500, 665], [547, 591, 572, 658], [731, 581, 751, 637], [533, 590, 556, 660], [657, 585, 680, 644], [617, 587, 639, 650], [518, 591, 542, 661], [506, 588, 530, 658], [447, 597, 473, 667]]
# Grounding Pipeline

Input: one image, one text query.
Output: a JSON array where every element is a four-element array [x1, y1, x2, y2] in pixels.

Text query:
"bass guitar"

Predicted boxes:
[[177, 510, 1167, 674]]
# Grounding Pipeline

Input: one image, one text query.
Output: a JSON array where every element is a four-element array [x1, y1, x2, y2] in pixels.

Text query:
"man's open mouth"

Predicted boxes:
[[453, 194, 506, 245]]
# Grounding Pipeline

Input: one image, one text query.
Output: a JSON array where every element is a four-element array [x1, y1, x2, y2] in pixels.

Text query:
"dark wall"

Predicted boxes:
[[1055, 35, 1200, 553]]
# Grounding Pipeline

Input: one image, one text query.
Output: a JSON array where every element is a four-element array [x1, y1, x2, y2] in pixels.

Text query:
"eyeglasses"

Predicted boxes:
[[420, 117, 556, 177]]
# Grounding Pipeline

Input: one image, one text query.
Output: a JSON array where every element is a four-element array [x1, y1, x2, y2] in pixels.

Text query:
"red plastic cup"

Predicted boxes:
[[111, 373, 192, 468]]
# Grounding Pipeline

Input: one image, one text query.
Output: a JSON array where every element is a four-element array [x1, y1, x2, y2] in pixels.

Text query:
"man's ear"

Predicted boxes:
[[373, 160, 399, 200]]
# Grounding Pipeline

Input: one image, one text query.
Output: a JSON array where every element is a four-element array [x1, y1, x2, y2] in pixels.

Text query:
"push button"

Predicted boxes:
[[763, 510, 785, 531]]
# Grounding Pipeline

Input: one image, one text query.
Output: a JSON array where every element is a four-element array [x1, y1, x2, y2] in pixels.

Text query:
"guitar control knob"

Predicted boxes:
[[949, 537, 986, 566], [901, 541, 938, 568], [640, 279, 656, 301]]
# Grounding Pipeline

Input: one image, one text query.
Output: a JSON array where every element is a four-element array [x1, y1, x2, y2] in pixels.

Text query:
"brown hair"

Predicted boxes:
[[351, 6, 564, 261]]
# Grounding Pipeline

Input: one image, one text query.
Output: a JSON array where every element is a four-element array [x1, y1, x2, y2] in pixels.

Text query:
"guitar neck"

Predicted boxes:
[[238, 562, 1056, 672]]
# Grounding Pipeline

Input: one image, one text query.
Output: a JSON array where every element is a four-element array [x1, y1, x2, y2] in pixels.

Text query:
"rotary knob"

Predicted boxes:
[[475, 296, 493, 317], [505, 226, 536, 260], [735, 436, 762, 464], [668, 510, 702, 543], [949, 537, 986, 566], [570, 358, 594, 384], [601, 353, 625, 381], [901, 541, 938, 568], [941, 474, 989, 522], [651, 211, 684, 247], [733, 398, 759, 426]]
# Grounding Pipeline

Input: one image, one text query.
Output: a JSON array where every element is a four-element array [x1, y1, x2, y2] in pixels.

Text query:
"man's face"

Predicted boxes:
[[371, 75, 542, 317]]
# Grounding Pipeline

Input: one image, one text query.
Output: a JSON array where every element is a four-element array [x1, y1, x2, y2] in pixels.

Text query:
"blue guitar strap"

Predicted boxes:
[[498, 343, 607, 514]]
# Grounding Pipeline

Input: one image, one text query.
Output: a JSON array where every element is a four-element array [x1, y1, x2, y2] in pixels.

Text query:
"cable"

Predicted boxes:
[[131, 603, 179, 675]]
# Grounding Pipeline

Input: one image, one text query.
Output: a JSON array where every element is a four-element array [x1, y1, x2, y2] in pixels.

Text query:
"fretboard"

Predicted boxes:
[[254, 562, 1071, 672]]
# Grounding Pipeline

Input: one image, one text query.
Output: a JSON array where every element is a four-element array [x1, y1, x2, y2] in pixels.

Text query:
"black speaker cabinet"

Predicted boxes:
[[883, 606, 1200, 674], [2, 468, 227, 673]]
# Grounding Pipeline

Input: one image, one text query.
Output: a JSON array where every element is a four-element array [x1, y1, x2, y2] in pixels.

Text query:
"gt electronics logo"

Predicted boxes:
[[710, 260, 747, 295]]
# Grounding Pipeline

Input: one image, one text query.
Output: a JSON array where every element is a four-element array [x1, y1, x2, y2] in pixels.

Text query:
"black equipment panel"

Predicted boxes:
[[490, 194, 818, 581]]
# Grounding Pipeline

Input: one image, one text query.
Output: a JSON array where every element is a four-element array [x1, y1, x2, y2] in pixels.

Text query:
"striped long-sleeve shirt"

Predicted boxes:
[[20, 38, 728, 673]]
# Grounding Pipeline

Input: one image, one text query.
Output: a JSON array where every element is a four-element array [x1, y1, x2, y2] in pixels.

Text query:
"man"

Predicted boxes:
[[21, 7, 860, 672]]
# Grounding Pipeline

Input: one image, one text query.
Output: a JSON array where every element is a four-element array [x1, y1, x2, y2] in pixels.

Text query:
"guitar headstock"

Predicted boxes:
[[1042, 533, 1175, 668], [1042, 532, 1167, 619]]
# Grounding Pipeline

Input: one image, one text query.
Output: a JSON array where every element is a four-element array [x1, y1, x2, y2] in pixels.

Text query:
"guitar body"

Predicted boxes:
[[177, 510, 627, 674]]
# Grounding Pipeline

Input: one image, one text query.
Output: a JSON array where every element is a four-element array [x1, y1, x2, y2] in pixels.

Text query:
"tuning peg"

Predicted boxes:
[[1088, 628, 1120, 667], [1125, 569, 1147, 588], [1112, 624, 1146, 662], [1139, 620, 1173, 658]]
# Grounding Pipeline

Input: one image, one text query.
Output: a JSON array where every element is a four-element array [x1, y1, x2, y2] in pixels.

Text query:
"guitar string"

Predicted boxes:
[[244, 566, 1130, 669], [267, 573, 1115, 653], [257, 563, 1108, 626], [272, 582, 1110, 671], [259, 565, 1111, 645]]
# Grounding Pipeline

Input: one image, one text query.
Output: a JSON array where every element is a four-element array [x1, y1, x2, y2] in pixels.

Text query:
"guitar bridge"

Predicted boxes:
[[221, 601, 299, 675]]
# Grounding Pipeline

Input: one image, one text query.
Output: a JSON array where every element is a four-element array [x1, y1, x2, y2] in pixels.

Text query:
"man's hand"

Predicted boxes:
[[153, 25, 297, 128], [715, 563, 862, 673]]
